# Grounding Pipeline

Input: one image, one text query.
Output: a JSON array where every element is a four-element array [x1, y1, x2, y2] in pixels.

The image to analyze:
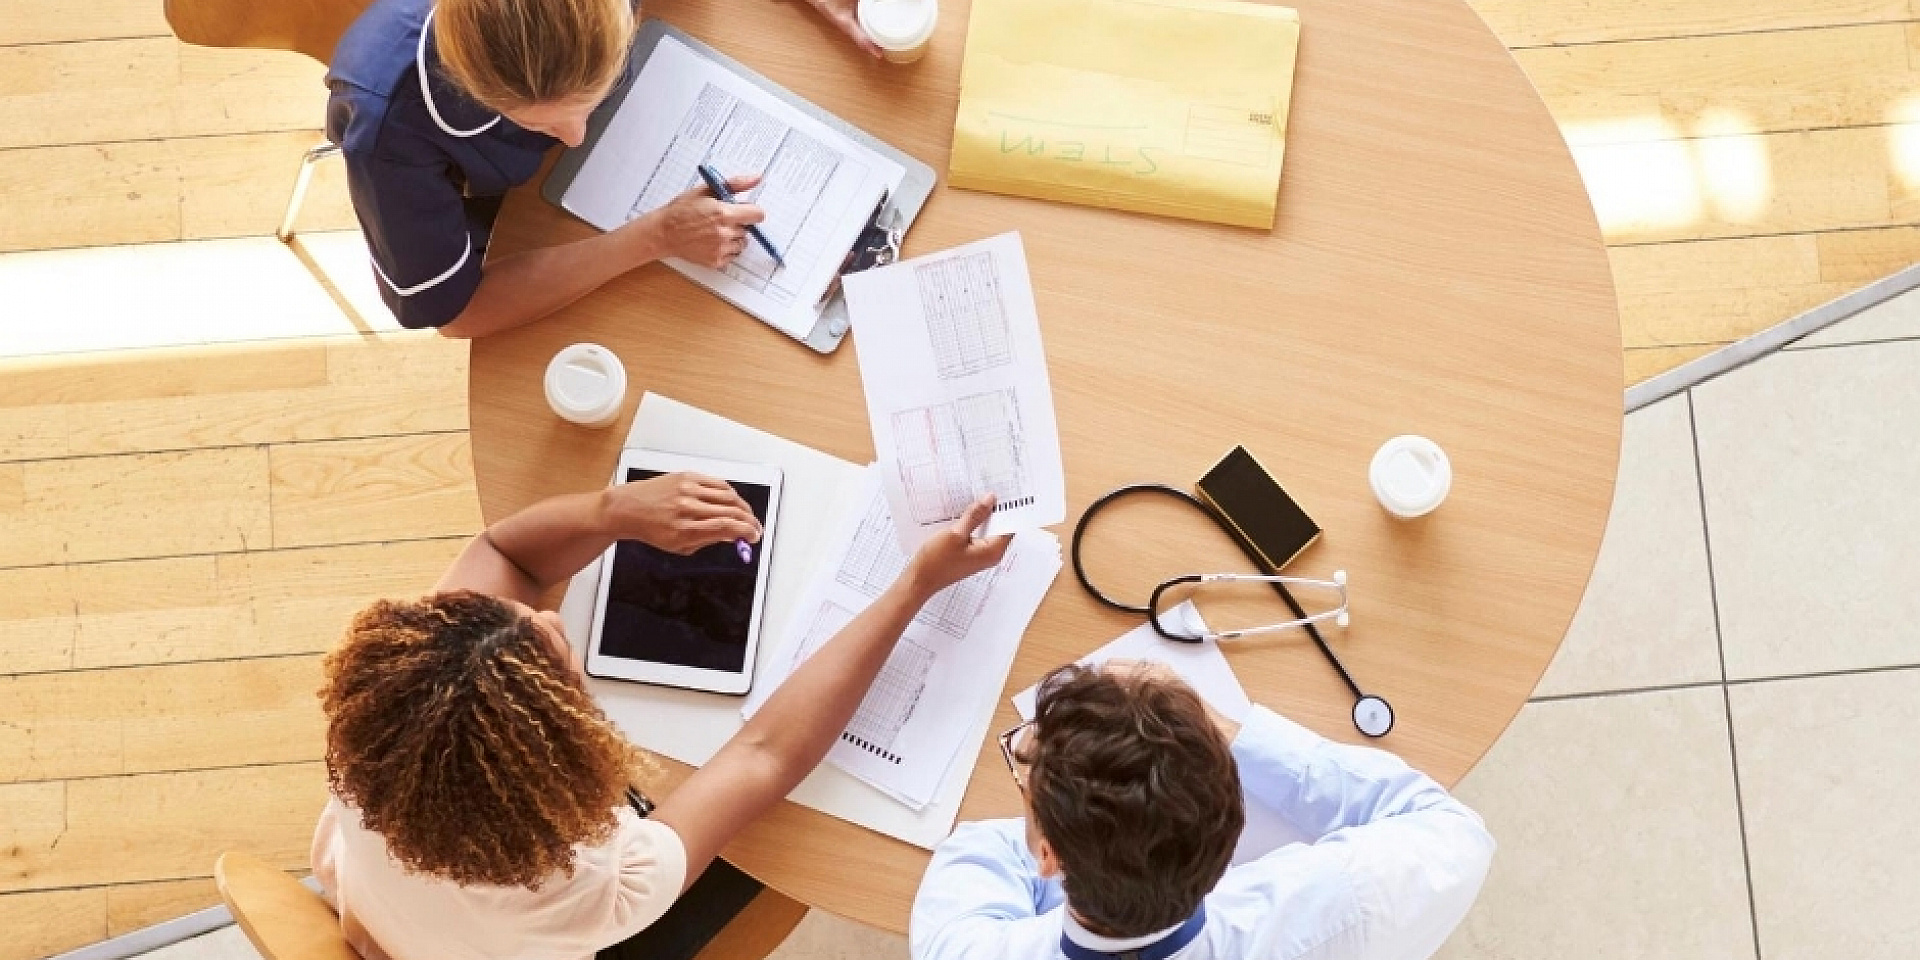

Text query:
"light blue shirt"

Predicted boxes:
[[909, 706, 1496, 960]]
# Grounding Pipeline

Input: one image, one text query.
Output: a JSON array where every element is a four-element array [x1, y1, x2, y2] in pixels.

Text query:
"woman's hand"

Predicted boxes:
[[903, 495, 1013, 596], [799, 0, 884, 57], [605, 472, 762, 555], [639, 175, 767, 270]]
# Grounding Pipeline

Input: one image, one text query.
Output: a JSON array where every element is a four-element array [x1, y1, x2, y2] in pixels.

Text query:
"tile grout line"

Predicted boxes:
[[1528, 661, 1920, 705], [1729, 662, 1920, 685], [1528, 679, 1723, 703], [1688, 391, 1765, 960]]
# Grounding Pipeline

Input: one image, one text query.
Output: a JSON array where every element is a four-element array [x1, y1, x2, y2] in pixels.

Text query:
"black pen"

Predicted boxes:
[[696, 163, 784, 268]]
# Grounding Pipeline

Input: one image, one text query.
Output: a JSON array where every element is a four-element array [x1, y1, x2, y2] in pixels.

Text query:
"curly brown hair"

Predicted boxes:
[[1028, 664, 1244, 937], [320, 590, 643, 889]]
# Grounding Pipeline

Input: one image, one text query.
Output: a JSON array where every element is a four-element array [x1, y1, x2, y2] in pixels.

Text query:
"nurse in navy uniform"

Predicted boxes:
[[326, 0, 880, 337]]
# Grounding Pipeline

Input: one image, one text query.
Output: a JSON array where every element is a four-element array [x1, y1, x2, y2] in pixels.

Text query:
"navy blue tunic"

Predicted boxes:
[[325, 0, 557, 328]]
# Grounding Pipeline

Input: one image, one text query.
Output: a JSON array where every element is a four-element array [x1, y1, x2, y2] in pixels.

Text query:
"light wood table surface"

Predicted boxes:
[[472, 0, 1620, 932]]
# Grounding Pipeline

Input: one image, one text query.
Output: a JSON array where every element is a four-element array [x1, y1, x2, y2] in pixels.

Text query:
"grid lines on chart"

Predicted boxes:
[[835, 496, 999, 637], [917, 251, 1014, 379], [840, 638, 936, 764], [891, 387, 1033, 524]]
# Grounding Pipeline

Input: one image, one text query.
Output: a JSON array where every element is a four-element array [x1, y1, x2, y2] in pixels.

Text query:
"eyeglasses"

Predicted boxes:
[[1147, 570, 1349, 643], [997, 719, 1035, 793]]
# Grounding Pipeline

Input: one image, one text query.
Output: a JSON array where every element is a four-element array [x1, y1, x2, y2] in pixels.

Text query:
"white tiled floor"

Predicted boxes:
[[1438, 285, 1920, 960], [111, 284, 1920, 960]]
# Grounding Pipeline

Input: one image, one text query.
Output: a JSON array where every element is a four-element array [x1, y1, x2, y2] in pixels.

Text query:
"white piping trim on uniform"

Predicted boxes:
[[417, 8, 500, 138], [370, 233, 472, 296]]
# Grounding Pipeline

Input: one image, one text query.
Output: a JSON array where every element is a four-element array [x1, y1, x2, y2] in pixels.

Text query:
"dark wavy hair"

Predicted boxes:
[[1027, 664, 1244, 937], [319, 590, 644, 889]]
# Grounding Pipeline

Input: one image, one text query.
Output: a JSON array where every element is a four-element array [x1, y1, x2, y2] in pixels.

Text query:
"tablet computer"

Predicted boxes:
[[586, 450, 783, 695]]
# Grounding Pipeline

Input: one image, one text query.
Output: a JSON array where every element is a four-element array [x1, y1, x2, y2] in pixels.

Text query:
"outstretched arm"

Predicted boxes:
[[432, 472, 763, 605], [652, 497, 1011, 888]]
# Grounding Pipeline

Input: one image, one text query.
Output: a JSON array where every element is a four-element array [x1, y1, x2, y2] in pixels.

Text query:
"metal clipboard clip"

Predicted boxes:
[[817, 192, 903, 308]]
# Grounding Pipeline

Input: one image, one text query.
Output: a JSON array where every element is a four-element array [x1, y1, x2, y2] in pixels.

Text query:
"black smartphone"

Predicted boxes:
[[1195, 446, 1321, 572]]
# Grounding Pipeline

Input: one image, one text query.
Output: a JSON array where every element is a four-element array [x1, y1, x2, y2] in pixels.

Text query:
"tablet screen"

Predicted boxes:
[[597, 469, 771, 673]]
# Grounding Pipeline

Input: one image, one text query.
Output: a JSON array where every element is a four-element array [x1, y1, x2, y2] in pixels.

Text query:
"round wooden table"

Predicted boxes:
[[473, 0, 1619, 932]]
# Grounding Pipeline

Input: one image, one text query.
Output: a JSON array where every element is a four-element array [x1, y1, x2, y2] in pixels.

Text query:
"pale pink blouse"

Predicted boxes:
[[311, 796, 688, 960]]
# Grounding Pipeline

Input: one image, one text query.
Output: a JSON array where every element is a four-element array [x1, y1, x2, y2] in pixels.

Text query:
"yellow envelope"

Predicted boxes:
[[950, 0, 1300, 229]]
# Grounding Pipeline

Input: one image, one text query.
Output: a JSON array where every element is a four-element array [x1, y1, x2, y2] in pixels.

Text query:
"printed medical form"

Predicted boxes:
[[844, 232, 1068, 545], [744, 468, 1061, 808], [561, 35, 905, 338]]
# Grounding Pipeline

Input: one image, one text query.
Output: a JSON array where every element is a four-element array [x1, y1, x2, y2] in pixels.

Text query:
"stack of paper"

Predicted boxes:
[[844, 232, 1067, 546], [559, 393, 1046, 848], [746, 467, 1062, 809], [949, 0, 1301, 229]]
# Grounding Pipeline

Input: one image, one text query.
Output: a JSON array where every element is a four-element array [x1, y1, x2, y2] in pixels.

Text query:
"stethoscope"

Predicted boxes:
[[1069, 484, 1396, 738]]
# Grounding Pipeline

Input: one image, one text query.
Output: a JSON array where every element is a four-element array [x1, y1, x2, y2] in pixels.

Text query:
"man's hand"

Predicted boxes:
[[903, 495, 1013, 597], [638, 175, 766, 270], [799, 0, 885, 57], [606, 472, 762, 555]]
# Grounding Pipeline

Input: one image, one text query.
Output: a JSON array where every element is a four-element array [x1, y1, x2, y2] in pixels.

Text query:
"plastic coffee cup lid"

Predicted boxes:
[[1369, 435, 1451, 518], [858, 0, 938, 50], [544, 344, 627, 424]]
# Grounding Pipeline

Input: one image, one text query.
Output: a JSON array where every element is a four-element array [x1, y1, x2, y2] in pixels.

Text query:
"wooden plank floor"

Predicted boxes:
[[0, 336, 476, 958], [3, 0, 1919, 956]]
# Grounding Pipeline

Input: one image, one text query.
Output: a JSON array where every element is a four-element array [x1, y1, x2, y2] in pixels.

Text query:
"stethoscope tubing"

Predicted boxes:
[[1070, 483, 1366, 699]]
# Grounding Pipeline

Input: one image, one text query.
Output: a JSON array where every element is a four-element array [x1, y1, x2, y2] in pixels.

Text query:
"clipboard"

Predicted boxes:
[[543, 19, 937, 354]]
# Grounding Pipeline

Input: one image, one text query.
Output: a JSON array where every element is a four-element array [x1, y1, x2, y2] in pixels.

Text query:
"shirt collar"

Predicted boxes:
[[416, 6, 501, 137], [1059, 903, 1208, 960]]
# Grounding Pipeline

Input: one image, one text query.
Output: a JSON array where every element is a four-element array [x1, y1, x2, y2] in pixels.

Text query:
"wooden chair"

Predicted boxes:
[[215, 852, 809, 960], [161, 0, 375, 240]]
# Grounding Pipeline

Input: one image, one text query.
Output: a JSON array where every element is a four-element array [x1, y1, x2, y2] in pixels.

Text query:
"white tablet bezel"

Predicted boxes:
[[585, 449, 783, 696]]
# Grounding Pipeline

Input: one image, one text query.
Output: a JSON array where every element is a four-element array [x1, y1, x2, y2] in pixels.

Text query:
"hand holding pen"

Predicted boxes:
[[697, 163, 786, 268], [647, 171, 769, 271]]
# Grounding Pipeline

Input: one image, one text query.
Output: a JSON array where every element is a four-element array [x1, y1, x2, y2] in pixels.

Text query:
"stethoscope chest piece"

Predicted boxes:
[[1353, 695, 1395, 738]]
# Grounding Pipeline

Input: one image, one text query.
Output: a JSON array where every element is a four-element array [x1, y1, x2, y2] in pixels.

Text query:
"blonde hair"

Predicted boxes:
[[434, 0, 635, 111]]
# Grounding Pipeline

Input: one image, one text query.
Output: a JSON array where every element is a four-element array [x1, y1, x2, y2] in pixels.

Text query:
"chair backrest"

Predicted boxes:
[[215, 852, 362, 960], [164, 0, 375, 67], [213, 850, 808, 960]]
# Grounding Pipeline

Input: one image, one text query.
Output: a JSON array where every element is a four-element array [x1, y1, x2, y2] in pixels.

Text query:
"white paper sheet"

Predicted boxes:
[[557, 393, 1028, 848], [843, 232, 1067, 545], [1010, 609, 1311, 865], [744, 468, 1062, 808], [560, 35, 904, 338]]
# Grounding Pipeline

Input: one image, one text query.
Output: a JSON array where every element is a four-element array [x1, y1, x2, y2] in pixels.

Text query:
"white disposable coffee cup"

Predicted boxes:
[[1369, 435, 1451, 519], [544, 343, 627, 429], [858, 0, 938, 63]]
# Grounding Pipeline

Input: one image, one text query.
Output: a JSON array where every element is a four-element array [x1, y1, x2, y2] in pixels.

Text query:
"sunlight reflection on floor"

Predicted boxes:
[[0, 233, 397, 359], [1565, 111, 1773, 240]]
